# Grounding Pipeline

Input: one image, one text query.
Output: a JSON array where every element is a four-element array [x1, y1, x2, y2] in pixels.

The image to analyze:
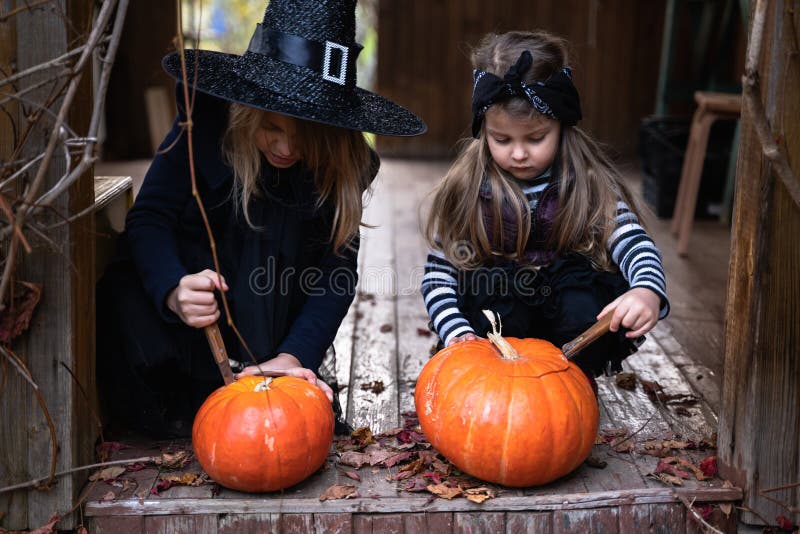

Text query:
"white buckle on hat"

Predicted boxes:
[[322, 41, 349, 85]]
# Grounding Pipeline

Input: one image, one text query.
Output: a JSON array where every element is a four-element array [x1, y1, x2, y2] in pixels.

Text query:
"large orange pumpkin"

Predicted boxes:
[[414, 319, 598, 487], [192, 375, 334, 492]]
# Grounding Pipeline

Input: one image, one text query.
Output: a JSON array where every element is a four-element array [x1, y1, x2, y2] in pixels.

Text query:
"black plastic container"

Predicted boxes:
[[637, 116, 737, 219]]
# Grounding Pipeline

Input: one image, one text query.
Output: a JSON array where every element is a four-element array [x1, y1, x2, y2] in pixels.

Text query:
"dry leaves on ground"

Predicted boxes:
[[334, 413, 499, 504], [319, 484, 359, 501]]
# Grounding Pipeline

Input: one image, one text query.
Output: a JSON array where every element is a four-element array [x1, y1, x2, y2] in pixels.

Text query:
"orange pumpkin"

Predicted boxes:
[[414, 317, 598, 487], [192, 375, 334, 492]]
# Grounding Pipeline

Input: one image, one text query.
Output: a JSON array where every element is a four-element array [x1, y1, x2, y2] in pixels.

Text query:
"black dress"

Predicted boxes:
[[97, 87, 368, 437]]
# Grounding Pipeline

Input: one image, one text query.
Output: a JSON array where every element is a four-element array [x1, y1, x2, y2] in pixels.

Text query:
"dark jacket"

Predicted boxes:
[[120, 86, 375, 371]]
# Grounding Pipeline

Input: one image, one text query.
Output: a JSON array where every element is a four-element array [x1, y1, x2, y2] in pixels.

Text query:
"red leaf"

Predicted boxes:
[[403, 477, 429, 492], [149, 479, 174, 495], [0, 282, 42, 343], [699, 456, 718, 477], [95, 441, 131, 462], [416, 327, 432, 337], [694, 504, 713, 521], [776, 515, 795, 531]]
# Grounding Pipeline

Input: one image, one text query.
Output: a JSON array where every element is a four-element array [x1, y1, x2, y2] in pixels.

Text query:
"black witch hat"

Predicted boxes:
[[163, 0, 426, 136]]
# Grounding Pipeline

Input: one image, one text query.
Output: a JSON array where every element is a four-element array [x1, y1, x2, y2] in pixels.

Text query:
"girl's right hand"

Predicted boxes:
[[446, 333, 482, 346], [166, 269, 229, 328]]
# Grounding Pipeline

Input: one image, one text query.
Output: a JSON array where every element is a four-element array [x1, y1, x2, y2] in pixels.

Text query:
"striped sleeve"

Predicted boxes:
[[420, 249, 475, 345], [607, 201, 670, 318]]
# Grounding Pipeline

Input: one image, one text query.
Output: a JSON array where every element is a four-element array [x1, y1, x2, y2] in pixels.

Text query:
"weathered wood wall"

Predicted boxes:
[[375, 0, 667, 157], [0, 1, 96, 530], [102, 0, 177, 160], [718, 0, 800, 525]]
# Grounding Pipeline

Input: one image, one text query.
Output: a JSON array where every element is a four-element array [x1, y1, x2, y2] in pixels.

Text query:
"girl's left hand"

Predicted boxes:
[[597, 287, 661, 338], [234, 352, 334, 403]]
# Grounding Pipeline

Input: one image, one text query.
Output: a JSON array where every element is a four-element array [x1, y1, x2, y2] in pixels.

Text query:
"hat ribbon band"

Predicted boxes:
[[247, 24, 362, 87]]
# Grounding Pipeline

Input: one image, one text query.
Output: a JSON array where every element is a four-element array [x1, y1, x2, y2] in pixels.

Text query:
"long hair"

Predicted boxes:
[[223, 103, 373, 252], [425, 30, 646, 270]]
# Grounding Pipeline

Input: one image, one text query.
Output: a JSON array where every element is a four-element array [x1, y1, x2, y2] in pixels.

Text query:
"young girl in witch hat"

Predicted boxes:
[[421, 31, 668, 381], [97, 0, 426, 438]]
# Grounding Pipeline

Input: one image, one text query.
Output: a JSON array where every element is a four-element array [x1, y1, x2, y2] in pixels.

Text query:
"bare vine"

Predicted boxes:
[[0, 0, 130, 311]]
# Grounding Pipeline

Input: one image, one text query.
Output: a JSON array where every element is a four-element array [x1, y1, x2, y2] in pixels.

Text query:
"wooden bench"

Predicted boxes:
[[670, 91, 741, 256], [94, 175, 132, 280]]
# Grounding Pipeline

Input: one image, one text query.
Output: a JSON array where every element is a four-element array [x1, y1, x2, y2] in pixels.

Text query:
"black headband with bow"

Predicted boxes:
[[471, 50, 582, 138]]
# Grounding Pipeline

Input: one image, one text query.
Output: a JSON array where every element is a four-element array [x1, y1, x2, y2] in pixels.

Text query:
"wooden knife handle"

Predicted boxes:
[[204, 323, 235, 385], [561, 312, 614, 361]]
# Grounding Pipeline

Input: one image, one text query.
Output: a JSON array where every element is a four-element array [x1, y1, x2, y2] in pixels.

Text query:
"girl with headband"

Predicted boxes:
[[421, 31, 669, 383]]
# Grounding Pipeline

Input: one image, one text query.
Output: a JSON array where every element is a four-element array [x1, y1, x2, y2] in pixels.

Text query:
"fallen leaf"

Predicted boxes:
[[379, 323, 393, 333], [611, 438, 635, 453], [150, 479, 174, 495], [125, 462, 148, 472], [776, 515, 795, 531], [403, 477, 429, 492], [360, 380, 386, 394], [416, 327, 432, 337], [319, 484, 358, 501], [338, 451, 371, 469], [383, 451, 413, 468], [464, 486, 496, 504], [0, 281, 42, 344], [699, 456, 718, 478], [351, 426, 376, 446], [89, 466, 126, 481], [615, 372, 637, 390], [28, 513, 59, 534], [95, 441, 131, 462], [719, 503, 732, 517], [341, 470, 360, 482], [427, 483, 462, 500], [161, 472, 200, 485], [647, 472, 684, 486], [100, 491, 115, 502], [157, 450, 192, 469], [77, 526, 88, 534], [641, 440, 693, 457], [694, 504, 713, 521]]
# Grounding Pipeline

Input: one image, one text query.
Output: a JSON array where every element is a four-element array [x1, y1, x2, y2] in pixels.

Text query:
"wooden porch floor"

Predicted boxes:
[[86, 159, 739, 533]]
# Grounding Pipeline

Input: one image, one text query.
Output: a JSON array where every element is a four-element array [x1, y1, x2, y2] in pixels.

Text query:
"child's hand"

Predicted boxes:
[[446, 333, 482, 346], [235, 353, 334, 403], [598, 287, 661, 338], [166, 269, 229, 328]]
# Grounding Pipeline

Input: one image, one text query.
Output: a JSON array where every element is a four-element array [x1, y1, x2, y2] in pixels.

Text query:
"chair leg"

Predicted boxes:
[[676, 114, 715, 256], [672, 107, 704, 235]]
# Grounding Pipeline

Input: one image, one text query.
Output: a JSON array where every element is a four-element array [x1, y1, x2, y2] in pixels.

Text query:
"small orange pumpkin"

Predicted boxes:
[[192, 375, 334, 492], [414, 314, 598, 487]]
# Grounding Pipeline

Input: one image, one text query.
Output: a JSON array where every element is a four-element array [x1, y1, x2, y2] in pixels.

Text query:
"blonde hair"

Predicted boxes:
[[425, 30, 645, 270], [222, 104, 373, 252]]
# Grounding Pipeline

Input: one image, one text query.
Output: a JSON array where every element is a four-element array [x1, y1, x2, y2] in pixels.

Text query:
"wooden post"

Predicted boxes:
[[0, 2, 96, 530], [717, 0, 800, 525]]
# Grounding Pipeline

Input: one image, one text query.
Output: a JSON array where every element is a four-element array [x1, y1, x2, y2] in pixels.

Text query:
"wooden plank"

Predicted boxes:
[[618, 504, 651, 532], [280, 514, 314, 533], [506, 512, 552, 533], [144, 514, 218, 534], [88, 516, 145, 534], [453, 512, 504, 533], [347, 171, 400, 433], [553, 508, 619, 534], [83, 486, 742, 516], [217, 513, 280, 534], [401, 512, 454, 534], [6, 3, 96, 529], [649, 503, 686, 534], [313, 512, 353, 534]]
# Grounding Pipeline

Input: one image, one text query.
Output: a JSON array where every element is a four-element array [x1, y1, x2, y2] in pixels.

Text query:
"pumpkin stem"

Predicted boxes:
[[254, 377, 273, 392], [482, 309, 520, 360]]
